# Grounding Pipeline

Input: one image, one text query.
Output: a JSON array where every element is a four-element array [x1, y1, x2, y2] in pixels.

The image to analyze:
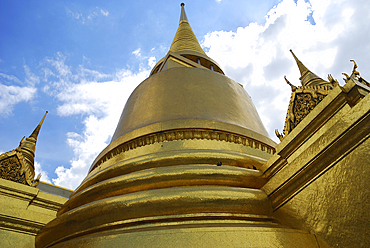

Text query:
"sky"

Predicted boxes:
[[1, 0, 369, 190]]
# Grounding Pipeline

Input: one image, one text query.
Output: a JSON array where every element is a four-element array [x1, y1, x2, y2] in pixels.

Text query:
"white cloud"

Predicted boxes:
[[66, 8, 83, 21], [132, 48, 141, 57], [24, 65, 40, 86], [0, 66, 39, 115], [100, 9, 109, 16], [0, 73, 22, 84], [148, 56, 156, 68], [66, 7, 109, 24], [43, 53, 149, 189], [201, 0, 370, 142], [0, 85, 36, 115]]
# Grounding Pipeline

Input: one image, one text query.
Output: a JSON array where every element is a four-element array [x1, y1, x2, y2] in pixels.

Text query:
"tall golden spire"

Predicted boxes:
[[19, 111, 48, 183], [150, 3, 224, 76], [290, 49, 330, 87], [21, 111, 48, 161], [169, 3, 206, 55], [0, 111, 47, 187], [28, 111, 48, 145]]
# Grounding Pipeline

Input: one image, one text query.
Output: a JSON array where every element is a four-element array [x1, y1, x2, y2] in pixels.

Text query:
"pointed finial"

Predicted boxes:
[[169, 3, 205, 54], [290, 49, 309, 77], [290, 49, 330, 87], [180, 3, 188, 22], [275, 129, 284, 142], [350, 60, 360, 76], [284, 76, 297, 92], [30, 111, 48, 140], [342, 73, 351, 82], [328, 74, 339, 87]]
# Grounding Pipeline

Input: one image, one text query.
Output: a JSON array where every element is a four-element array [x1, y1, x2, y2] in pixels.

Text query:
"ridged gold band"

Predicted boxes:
[[59, 165, 267, 215], [92, 128, 276, 171]]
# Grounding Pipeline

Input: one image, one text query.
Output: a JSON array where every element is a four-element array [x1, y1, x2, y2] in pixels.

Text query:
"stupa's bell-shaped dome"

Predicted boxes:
[[36, 4, 322, 248], [90, 3, 275, 173]]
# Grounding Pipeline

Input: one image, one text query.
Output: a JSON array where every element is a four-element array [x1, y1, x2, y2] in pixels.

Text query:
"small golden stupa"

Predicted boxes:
[[34, 3, 370, 248]]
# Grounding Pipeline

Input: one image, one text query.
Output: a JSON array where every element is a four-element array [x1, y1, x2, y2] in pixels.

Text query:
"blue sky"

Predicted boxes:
[[1, 0, 369, 189]]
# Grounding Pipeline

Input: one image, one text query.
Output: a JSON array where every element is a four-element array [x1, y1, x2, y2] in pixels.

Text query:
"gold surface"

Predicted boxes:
[[49, 225, 323, 248], [91, 126, 274, 172], [169, 19, 205, 55], [0, 179, 68, 248], [150, 50, 224, 76], [150, 3, 223, 77], [110, 67, 271, 143], [274, 137, 370, 247], [59, 165, 267, 216]]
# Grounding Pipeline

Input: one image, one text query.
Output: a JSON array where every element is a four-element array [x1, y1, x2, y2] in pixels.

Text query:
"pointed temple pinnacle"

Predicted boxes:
[[30, 111, 48, 140], [169, 3, 206, 55], [290, 49, 329, 87], [290, 49, 309, 77], [180, 3, 188, 22]]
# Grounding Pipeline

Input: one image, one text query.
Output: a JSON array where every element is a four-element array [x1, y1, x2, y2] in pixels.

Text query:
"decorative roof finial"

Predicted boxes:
[[289, 49, 330, 87], [169, 2, 205, 55], [284, 76, 297, 92], [290, 49, 309, 78], [30, 111, 48, 140], [180, 2, 188, 22]]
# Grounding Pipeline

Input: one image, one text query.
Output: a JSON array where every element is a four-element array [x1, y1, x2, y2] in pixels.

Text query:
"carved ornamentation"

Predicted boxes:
[[277, 85, 332, 141], [276, 51, 335, 141], [343, 60, 370, 87], [293, 92, 325, 126], [0, 151, 27, 185], [0, 144, 41, 187], [92, 128, 276, 170]]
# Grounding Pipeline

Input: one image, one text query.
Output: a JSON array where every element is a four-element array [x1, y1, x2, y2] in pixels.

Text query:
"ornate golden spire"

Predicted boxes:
[[290, 49, 330, 87], [0, 111, 47, 187], [169, 3, 206, 55], [26, 111, 48, 150], [20, 111, 48, 185], [277, 52, 335, 141], [21, 110, 47, 167]]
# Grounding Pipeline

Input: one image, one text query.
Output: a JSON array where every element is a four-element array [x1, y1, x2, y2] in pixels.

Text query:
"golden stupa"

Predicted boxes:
[[1, 3, 369, 248], [34, 4, 327, 247]]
